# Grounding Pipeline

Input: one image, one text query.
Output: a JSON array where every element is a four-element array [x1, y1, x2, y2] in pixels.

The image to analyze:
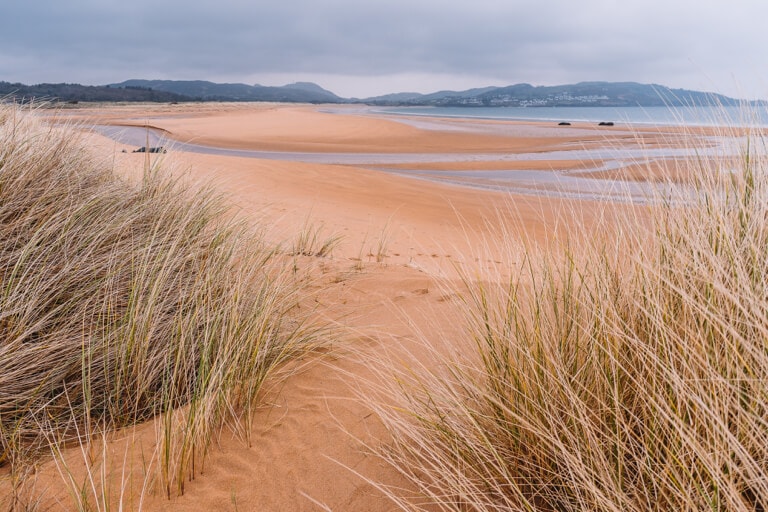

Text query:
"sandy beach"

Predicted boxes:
[[16, 102, 695, 510], [63, 103, 686, 264]]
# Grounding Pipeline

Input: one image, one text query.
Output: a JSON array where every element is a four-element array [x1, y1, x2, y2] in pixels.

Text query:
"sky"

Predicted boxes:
[[2, 0, 767, 100]]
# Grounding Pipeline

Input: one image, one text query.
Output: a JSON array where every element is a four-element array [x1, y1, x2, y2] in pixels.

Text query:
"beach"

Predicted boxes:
[[16, 102, 702, 510], [63, 103, 690, 266]]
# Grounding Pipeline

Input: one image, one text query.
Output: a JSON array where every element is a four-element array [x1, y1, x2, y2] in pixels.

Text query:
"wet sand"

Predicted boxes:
[[18, 103, 684, 510], [72, 103, 658, 267], [80, 102, 721, 202]]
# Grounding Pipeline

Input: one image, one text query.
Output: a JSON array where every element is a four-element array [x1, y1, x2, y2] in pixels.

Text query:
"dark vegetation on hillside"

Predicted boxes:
[[0, 81, 189, 103], [0, 79, 752, 107]]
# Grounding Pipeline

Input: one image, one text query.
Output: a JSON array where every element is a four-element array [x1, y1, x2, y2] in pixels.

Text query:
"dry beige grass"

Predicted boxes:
[[366, 122, 768, 511], [0, 104, 322, 509]]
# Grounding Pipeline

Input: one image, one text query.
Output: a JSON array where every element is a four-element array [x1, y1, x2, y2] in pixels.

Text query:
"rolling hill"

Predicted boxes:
[[0, 79, 748, 107], [109, 79, 344, 103]]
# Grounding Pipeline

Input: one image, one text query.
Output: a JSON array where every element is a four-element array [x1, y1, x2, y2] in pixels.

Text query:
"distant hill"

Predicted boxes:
[[0, 81, 188, 103], [363, 81, 744, 107], [109, 79, 344, 103], [0, 79, 749, 107]]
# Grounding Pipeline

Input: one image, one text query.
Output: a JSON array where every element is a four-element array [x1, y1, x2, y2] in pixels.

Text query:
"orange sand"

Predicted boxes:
[[13, 103, 668, 510]]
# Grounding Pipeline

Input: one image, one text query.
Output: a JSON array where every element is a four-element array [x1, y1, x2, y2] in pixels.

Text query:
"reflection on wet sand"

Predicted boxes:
[[92, 124, 724, 203]]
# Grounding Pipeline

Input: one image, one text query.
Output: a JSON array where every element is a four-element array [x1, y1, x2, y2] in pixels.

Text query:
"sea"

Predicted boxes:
[[373, 105, 768, 128]]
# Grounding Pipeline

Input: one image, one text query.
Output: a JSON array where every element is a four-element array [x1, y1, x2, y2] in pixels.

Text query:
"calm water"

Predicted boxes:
[[375, 105, 768, 127]]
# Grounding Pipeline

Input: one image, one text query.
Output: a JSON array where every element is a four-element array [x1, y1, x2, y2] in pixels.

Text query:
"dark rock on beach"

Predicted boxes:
[[133, 146, 167, 153]]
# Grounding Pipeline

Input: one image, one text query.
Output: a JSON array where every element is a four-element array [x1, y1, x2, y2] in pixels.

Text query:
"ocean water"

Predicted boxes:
[[375, 105, 768, 127]]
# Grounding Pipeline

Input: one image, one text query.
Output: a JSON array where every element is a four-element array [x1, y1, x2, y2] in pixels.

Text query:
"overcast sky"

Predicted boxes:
[[2, 0, 767, 99]]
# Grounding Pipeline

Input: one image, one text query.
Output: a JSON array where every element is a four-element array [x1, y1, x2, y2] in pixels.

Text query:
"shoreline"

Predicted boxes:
[[362, 103, 767, 127], [68, 103, 726, 260], [83, 104, 723, 203]]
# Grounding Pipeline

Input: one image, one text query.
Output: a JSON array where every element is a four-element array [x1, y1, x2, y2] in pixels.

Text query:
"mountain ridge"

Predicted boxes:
[[363, 81, 744, 107], [0, 79, 753, 107], [110, 79, 344, 103]]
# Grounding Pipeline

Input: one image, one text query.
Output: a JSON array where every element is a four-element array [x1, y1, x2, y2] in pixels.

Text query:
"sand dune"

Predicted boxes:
[[16, 103, 674, 510]]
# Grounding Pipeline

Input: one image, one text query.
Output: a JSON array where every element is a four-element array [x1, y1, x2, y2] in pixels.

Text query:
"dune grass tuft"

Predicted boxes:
[[0, 104, 321, 506], [370, 121, 768, 511]]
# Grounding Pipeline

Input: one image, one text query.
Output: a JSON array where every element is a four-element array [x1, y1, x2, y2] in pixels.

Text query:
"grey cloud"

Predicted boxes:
[[1, 0, 766, 97]]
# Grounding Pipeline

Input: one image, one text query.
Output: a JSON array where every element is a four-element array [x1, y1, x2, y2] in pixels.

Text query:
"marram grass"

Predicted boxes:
[[369, 122, 768, 511], [0, 104, 321, 507]]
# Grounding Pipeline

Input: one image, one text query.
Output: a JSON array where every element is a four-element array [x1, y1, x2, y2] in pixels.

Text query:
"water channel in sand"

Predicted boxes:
[[93, 124, 733, 203]]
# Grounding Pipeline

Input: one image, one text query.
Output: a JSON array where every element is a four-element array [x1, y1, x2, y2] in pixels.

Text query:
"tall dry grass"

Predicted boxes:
[[0, 104, 320, 507], [369, 122, 768, 510]]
